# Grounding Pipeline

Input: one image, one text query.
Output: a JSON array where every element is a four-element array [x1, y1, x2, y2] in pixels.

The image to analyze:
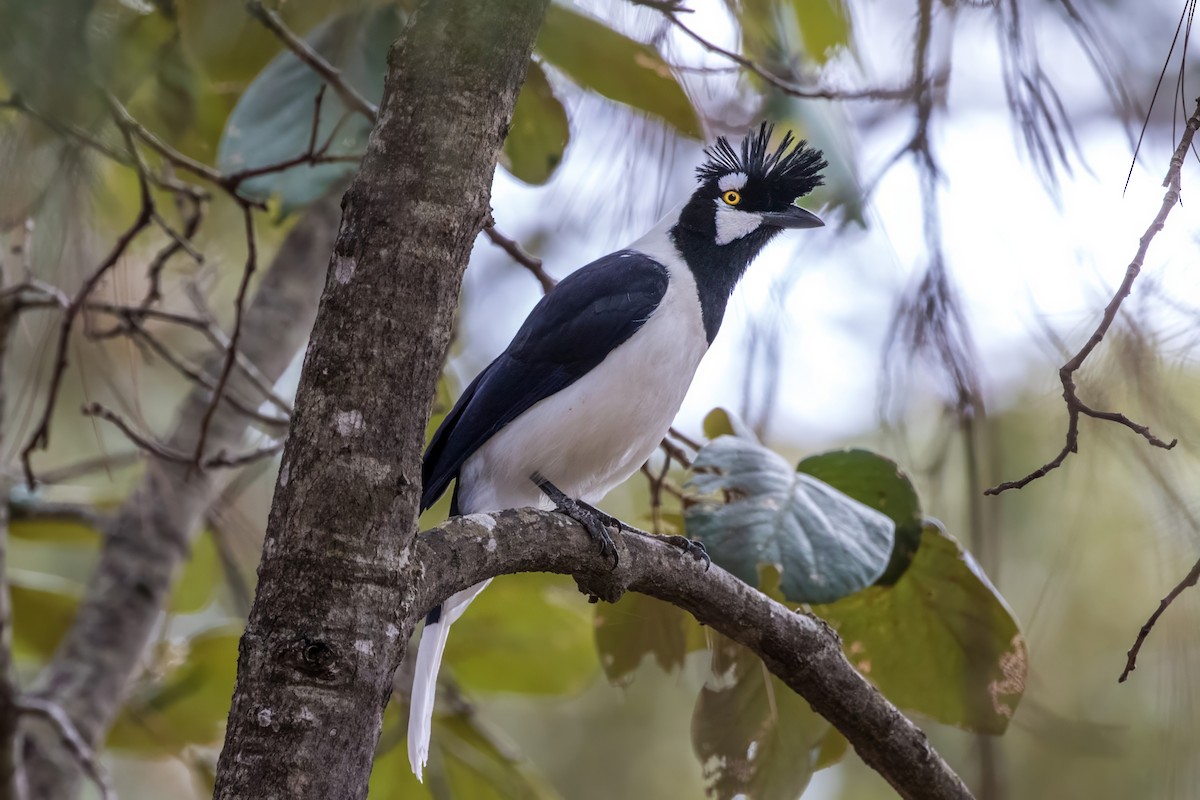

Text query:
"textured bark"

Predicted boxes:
[[211, 1, 549, 797], [414, 510, 974, 800], [21, 191, 343, 799]]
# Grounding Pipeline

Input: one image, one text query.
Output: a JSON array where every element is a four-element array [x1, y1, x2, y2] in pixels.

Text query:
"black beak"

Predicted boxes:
[[760, 205, 824, 230]]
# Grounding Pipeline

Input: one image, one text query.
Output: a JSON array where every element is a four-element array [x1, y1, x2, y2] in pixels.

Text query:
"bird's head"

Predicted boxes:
[[674, 123, 827, 253]]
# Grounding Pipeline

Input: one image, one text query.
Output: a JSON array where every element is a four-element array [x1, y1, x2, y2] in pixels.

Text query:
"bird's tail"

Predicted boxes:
[[407, 579, 492, 781]]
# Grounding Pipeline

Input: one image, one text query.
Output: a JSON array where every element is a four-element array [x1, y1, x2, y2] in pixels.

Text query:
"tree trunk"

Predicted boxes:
[[211, 1, 548, 797]]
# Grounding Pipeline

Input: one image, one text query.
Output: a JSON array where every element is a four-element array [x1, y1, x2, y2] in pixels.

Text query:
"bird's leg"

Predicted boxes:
[[531, 473, 619, 569], [574, 506, 711, 571], [530, 474, 710, 571]]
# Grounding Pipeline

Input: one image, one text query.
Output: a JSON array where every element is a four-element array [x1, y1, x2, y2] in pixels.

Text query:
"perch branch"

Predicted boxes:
[[414, 509, 974, 800]]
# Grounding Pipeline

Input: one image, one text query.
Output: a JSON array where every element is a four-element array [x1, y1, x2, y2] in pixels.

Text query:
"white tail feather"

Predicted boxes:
[[407, 579, 492, 781]]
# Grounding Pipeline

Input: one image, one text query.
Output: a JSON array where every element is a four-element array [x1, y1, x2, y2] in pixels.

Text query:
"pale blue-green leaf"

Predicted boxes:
[[685, 436, 894, 603], [217, 7, 404, 214]]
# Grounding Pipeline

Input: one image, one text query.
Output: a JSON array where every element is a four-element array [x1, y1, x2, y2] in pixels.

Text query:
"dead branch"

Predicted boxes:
[[985, 98, 1197, 495]]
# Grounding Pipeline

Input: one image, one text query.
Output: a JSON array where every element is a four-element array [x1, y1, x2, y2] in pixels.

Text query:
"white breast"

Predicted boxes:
[[457, 217, 708, 514]]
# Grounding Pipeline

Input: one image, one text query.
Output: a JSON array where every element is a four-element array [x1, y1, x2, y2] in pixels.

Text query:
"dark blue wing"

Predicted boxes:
[[421, 250, 670, 511]]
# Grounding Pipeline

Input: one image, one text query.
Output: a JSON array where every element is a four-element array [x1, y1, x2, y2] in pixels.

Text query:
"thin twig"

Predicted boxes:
[[662, 11, 927, 102], [244, 0, 379, 123], [482, 222, 556, 294], [123, 318, 289, 429], [985, 99, 1198, 495], [83, 402, 282, 470], [24, 452, 142, 485], [16, 697, 116, 800], [191, 206, 259, 468], [1119, 554, 1200, 682]]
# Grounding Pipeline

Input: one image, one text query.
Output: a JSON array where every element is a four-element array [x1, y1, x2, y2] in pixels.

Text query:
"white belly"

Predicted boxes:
[[457, 232, 707, 514]]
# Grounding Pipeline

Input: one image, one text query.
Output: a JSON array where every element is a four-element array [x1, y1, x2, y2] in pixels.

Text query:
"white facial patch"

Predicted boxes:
[[714, 203, 764, 245], [718, 172, 748, 192]]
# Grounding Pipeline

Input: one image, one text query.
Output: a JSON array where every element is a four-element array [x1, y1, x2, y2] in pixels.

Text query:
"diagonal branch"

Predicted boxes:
[[244, 0, 379, 123], [414, 509, 973, 800], [659, 7, 932, 101], [482, 221, 556, 294], [985, 98, 1198, 495]]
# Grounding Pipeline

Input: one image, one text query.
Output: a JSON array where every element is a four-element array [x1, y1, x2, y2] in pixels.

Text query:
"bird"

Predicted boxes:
[[407, 122, 827, 780]]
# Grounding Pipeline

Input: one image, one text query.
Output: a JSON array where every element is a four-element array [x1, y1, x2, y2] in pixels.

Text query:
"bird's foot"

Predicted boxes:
[[659, 535, 711, 571], [532, 474, 619, 569], [589, 513, 709, 570]]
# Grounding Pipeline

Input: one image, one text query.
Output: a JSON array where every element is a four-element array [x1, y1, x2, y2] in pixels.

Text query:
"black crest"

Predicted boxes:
[[696, 122, 827, 200]]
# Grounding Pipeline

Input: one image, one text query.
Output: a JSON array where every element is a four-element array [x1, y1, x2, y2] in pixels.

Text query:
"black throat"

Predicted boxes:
[[670, 202, 781, 344]]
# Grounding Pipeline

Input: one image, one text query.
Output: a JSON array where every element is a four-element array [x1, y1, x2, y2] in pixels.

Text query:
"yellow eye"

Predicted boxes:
[[722, 190, 741, 206]]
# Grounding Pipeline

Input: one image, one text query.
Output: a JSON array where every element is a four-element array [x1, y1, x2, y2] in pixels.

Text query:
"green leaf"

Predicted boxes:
[[107, 626, 241, 751], [813, 522, 1027, 734], [8, 512, 102, 545], [685, 437, 895, 604], [737, 0, 852, 65], [216, 7, 405, 214], [501, 60, 569, 185], [429, 714, 560, 800], [796, 448, 922, 584], [536, 3, 701, 138], [178, 0, 345, 85], [788, 0, 852, 63], [368, 706, 431, 800], [691, 635, 832, 800], [446, 574, 596, 695], [594, 592, 693, 685], [702, 406, 757, 441], [9, 570, 81, 660], [169, 529, 221, 614]]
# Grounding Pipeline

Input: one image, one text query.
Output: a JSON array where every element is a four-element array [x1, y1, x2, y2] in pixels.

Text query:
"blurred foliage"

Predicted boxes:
[[3, 0, 1197, 799]]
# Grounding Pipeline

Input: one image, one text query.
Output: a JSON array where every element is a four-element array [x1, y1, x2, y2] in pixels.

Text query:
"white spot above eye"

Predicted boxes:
[[718, 172, 748, 192], [714, 203, 764, 245]]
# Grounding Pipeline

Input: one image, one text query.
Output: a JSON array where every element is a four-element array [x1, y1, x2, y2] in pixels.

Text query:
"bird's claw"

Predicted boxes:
[[533, 473, 620, 570], [664, 535, 711, 571]]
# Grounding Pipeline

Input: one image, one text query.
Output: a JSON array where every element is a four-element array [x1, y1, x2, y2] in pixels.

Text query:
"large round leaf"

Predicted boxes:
[[812, 522, 1027, 734], [685, 436, 895, 604], [796, 448, 922, 584], [536, 3, 701, 138], [691, 635, 833, 800]]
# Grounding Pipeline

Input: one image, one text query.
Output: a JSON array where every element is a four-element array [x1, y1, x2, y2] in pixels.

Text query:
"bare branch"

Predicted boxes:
[[18, 175, 153, 487], [985, 98, 1198, 495], [482, 221, 557, 294], [191, 207, 260, 468], [415, 510, 974, 800], [244, 0, 379, 123], [83, 403, 281, 471], [16, 698, 116, 800], [21, 190, 340, 798], [1119, 554, 1200, 682], [660, 9, 928, 101]]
